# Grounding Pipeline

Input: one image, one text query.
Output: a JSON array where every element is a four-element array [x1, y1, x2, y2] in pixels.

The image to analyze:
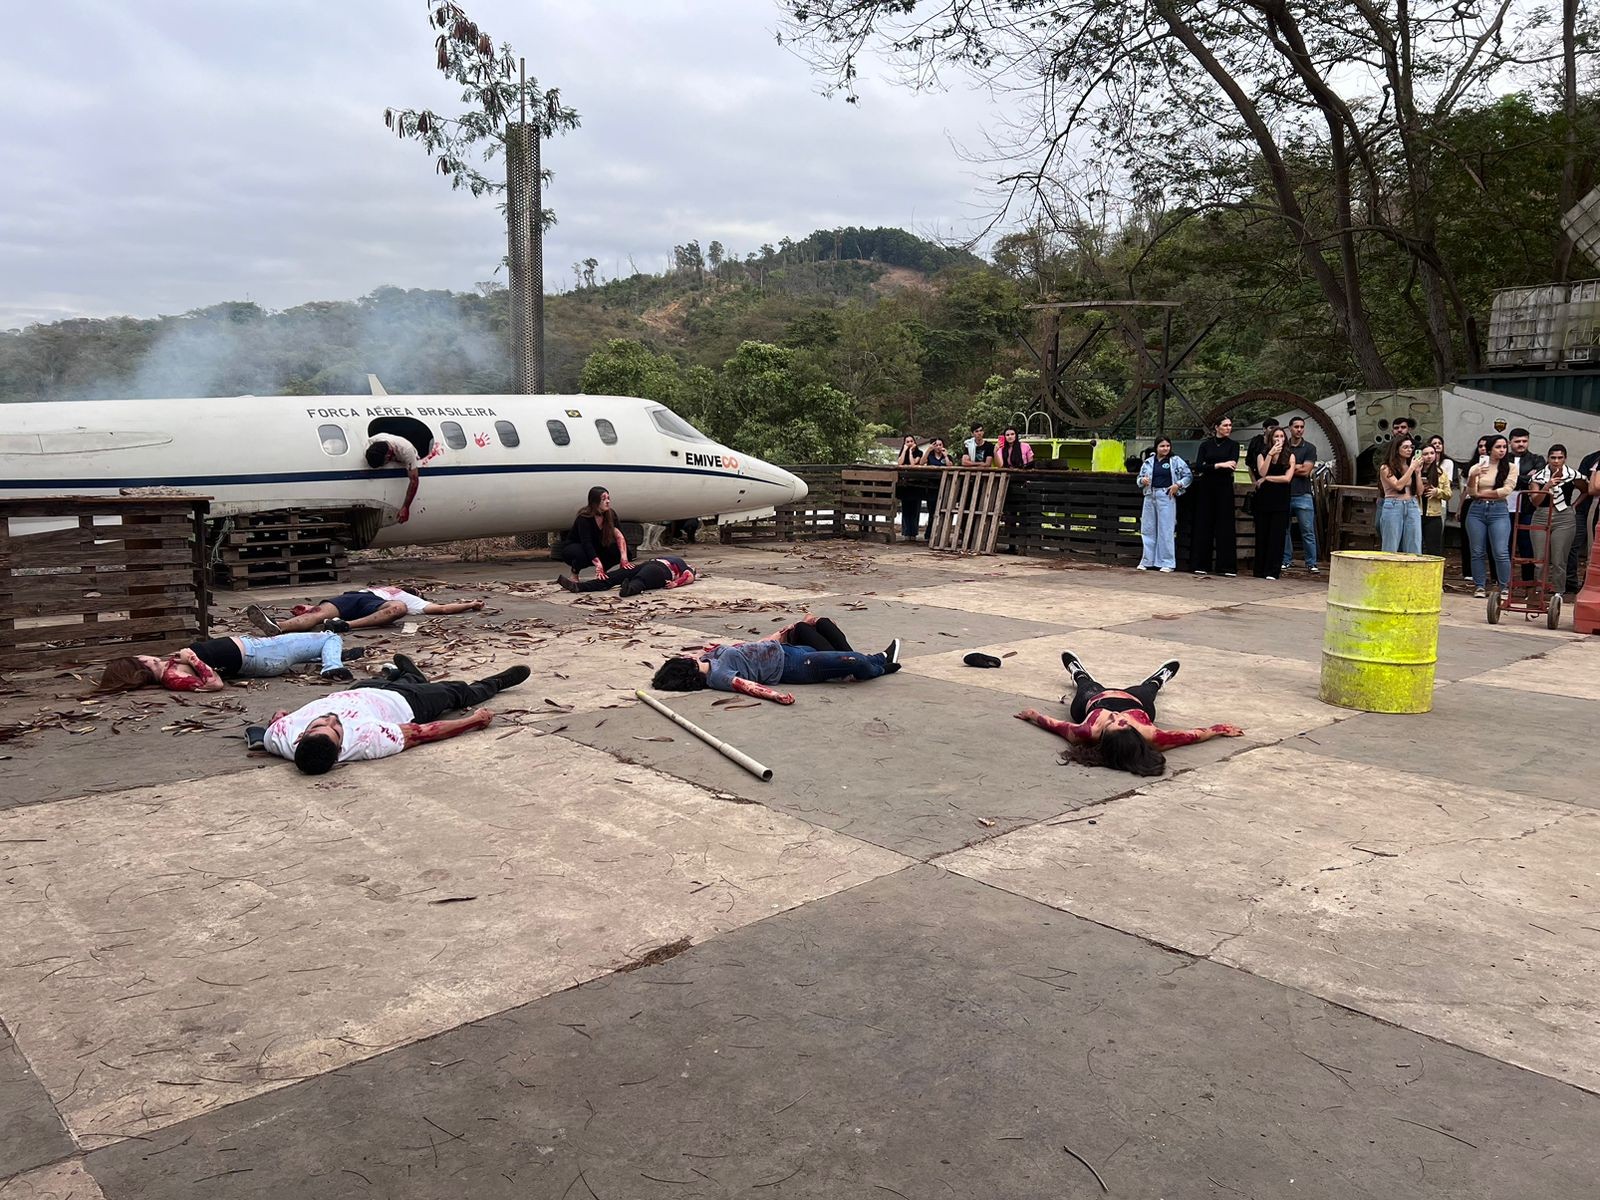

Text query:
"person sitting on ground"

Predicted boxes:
[[246, 586, 483, 636], [364, 433, 424, 524], [557, 486, 632, 580], [651, 617, 901, 705], [557, 554, 696, 596], [1015, 651, 1244, 776], [257, 654, 529, 774], [96, 632, 367, 693]]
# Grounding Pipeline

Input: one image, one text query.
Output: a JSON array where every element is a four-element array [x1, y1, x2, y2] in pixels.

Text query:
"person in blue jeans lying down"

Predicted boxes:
[[650, 615, 901, 705]]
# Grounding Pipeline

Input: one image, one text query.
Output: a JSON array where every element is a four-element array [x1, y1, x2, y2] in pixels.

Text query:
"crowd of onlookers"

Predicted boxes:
[[892, 416, 1597, 597]]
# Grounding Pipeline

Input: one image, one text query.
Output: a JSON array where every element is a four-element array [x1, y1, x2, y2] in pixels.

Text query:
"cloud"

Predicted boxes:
[[0, 0, 1013, 329]]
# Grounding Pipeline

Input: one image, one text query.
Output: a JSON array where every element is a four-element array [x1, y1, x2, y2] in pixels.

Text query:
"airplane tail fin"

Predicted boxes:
[[367, 374, 388, 396]]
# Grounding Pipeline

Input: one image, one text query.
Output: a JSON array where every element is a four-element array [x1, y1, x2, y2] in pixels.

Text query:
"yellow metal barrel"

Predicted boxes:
[[1319, 551, 1444, 714]]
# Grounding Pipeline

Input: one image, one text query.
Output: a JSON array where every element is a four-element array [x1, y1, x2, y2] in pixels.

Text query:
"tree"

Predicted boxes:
[[578, 339, 686, 405], [707, 241, 725, 277], [383, 1, 578, 216], [782, 0, 1600, 388], [581, 257, 599, 289], [700, 342, 868, 464]]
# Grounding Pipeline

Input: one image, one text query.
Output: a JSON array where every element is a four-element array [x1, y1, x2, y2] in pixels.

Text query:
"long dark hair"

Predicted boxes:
[[1000, 427, 1026, 468], [651, 657, 707, 691], [1381, 437, 1419, 495], [1062, 727, 1166, 776], [1484, 435, 1511, 489], [97, 656, 154, 693], [578, 486, 618, 547]]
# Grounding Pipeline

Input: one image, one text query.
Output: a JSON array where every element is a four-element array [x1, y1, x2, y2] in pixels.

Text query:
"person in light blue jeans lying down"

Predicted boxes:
[[96, 632, 364, 693], [649, 616, 902, 705]]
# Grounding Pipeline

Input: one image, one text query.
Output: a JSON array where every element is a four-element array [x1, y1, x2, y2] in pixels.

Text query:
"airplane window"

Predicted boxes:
[[440, 421, 467, 450], [649, 407, 711, 442], [546, 419, 571, 447], [495, 420, 520, 448], [595, 418, 618, 445], [318, 424, 348, 455]]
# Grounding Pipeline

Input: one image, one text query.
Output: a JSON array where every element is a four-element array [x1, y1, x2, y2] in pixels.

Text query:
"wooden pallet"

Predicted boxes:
[[930, 469, 1011, 554], [838, 468, 898, 543], [1, 496, 210, 669], [211, 509, 352, 591], [1326, 485, 1380, 553]]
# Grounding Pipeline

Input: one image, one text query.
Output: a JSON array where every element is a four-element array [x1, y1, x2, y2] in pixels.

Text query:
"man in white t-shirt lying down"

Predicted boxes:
[[246, 586, 485, 635], [255, 654, 529, 774]]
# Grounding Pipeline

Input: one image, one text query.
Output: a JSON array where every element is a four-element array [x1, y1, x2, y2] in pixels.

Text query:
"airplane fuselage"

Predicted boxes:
[[0, 393, 808, 545]]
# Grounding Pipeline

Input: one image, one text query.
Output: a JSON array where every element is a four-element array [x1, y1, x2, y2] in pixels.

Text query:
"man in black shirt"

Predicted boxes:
[[1507, 428, 1546, 582], [1191, 416, 1240, 575]]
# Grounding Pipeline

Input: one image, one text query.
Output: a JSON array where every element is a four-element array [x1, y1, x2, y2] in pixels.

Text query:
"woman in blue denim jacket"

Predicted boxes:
[[1137, 437, 1192, 572]]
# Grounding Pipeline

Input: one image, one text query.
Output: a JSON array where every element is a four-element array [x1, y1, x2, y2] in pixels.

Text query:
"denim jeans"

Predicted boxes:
[[238, 632, 343, 676], [1377, 498, 1422, 554], [1139, 490, 1177, 569], [777, 644, 887, 684], [1283, 492, 1318, 567], [1465, 502, 1511, 591]]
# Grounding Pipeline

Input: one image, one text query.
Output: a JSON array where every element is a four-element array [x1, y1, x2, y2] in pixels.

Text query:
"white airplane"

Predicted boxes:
[[0, 391, 808, 546]]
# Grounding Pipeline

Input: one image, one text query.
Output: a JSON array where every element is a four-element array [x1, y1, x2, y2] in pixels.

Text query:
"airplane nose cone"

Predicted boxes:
[[784, 468, 808, 504]]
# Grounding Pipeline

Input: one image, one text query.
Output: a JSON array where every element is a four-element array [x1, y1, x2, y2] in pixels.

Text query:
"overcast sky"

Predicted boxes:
[[0, 0, 1012, 330]]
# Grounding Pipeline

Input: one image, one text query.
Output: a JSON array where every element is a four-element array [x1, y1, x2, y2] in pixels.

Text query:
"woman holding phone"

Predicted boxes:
[[1417, 443, 1452, 555], [1252, 427, 1295, 579], [1377, 436, 1424, 554], [1464, 435, 1518, 599]]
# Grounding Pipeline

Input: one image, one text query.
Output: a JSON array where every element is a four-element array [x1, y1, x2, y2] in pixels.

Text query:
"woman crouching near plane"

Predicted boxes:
[[556, 487, 632, 579], [96, 632, 366, 694], [1014, 650, 1243, 775]]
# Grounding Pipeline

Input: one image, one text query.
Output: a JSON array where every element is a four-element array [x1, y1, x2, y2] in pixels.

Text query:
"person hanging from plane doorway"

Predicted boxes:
[[555, 487, 632, 580], [246, 585, 484, 635], [364, 432, 423, 524]]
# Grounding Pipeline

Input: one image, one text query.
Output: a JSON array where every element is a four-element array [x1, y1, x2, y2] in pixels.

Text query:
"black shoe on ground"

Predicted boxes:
[[883, 638, 901, 668], [341, 645, 369, 661], [1061, 650, 1082, 673], [320, 666, 355, 683], [556, 575, 579, 592], [323, 618, 351, 633], [488, 664, 531, 690], [389, 652, 424, 682], [1151, 658, 1181, 686]]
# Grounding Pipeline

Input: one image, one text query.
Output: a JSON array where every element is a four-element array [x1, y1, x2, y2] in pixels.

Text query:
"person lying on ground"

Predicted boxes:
[[255, 654, 529, 774], [97, 633, 368, 693], [246, 586, 484, 635], [1015, 651, 1244, 776], [651, 619, 900, 705], [364, 433, 424, 524], [557, 555, 696, 597]]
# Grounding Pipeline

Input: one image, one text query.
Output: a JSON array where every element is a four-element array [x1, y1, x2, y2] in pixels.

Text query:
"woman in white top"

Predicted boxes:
[[1463, 434, 1519, 599]]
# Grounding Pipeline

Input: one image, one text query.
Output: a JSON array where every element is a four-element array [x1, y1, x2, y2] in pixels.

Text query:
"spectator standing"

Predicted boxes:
[[1577, 445, 1600, 569], [1457, 436, 1490, 581], [1252, 428, 1295, 579], [1191, 416, 1240, 576], [1244, 418, 1280, 483], [1282, 416, 1320, 572], [1527, 445, 1586, 594], [1136, 436, 1191, 573], [1464, 435, 1518, 599], [962, 424, 995, 466], [1377, 436, 1424, 554], [1507, 428, 1546, 582], [1417, 444, 1452, 555], [896, 435, 926, 541]]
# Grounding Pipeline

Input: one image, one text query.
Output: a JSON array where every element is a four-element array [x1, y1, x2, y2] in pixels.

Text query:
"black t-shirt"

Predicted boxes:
[[1195, 437, 1240, 491], [188, 636, 244, 678]]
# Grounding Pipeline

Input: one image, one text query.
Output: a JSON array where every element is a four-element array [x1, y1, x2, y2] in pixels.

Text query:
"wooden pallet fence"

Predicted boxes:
[[211, 508, 352, 590], [1009, 472, 1144, 562], [0, 496, 210, 670], [930, 468, 1011, 554], [1325, 485, 1380, 553]]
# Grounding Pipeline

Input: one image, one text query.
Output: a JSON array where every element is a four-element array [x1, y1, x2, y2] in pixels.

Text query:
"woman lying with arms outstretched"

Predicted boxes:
[[1015, 650, 1243, 776]]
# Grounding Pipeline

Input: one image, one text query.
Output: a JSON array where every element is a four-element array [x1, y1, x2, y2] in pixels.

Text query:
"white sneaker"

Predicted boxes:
[[1192, 569, 1208, 576], [1135, 564, 1150, 571], [1309, 565, 1320, 573], [1223, 572, 1237, 577], [1473, 587, 1487, 598], [1159, 567, 1174, 573]]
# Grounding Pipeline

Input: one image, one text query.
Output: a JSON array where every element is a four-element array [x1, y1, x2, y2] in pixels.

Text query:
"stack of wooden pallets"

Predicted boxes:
[[929, 468, 1012, 554], [210, 508, 351, 591]]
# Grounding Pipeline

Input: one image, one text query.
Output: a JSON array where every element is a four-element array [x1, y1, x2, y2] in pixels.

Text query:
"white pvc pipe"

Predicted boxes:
[[634, 689, 774, 782]]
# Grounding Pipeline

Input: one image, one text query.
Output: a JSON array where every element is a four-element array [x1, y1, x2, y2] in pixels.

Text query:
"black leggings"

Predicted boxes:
[[558, 540, 622, 575], [1066, 665, 1167, 723], [785, 618, 851, 652], [350, 675, 506, 723]]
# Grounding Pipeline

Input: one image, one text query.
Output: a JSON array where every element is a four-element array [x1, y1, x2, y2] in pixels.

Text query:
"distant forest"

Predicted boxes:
[[3, 89, 1595, 461]]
